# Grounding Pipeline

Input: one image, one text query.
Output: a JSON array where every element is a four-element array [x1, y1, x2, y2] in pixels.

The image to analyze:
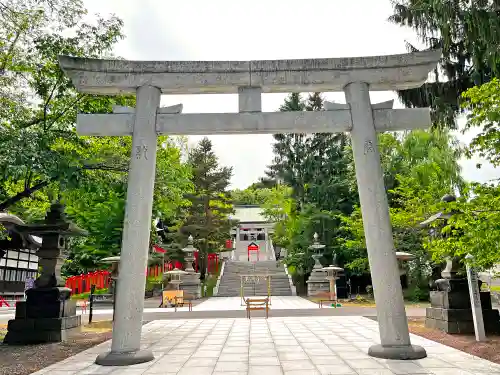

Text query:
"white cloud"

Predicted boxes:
[[83, 0, 499, 188]]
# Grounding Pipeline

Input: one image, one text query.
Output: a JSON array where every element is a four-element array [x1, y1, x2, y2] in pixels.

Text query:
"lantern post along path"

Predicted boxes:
[[59, 49, 440, 364]]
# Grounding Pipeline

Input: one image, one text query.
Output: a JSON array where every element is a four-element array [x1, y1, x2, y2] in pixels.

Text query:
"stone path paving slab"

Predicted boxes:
[[30, 316, 500, 375], [192, 296, 318, 311], [61, 296, 317, 317]]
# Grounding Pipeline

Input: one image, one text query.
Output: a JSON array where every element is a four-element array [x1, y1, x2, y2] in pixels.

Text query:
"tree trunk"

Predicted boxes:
[[199, 248, 207, 281]]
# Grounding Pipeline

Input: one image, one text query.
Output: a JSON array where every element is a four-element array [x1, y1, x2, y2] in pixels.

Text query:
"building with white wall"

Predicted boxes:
[[230, 205, 274, 242], [0, 213, 41, 295]]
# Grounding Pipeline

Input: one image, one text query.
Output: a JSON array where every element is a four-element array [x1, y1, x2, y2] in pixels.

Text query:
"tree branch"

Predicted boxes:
[[43, 80, 60, 130], [0, 176, 56, 211], [0, 163, 129, 212], [21, 94, 85, 130]]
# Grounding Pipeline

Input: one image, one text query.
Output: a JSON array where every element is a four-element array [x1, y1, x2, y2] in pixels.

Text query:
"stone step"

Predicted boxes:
[[216, 259, 293, 297]]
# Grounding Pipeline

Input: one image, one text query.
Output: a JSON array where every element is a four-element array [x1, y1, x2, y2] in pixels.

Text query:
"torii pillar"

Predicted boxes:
[[59, 50, 440, 364]]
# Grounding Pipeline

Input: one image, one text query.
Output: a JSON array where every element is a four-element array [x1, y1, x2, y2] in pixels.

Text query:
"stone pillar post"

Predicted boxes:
[[96, 85, 160, 366], [344, 82, 426, 360]]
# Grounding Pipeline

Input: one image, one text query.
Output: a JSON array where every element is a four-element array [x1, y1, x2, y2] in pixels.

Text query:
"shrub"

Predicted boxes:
[[405, 285, 430, 302]]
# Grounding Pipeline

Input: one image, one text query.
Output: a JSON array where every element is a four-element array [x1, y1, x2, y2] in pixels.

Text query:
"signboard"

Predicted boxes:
[[162, 290, 183, 307], [465, 254, 486, 342]]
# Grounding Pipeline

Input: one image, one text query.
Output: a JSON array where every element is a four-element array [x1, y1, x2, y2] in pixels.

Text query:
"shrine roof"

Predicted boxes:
[[0, 213, 42, 247], [232, 206, 269, 223]]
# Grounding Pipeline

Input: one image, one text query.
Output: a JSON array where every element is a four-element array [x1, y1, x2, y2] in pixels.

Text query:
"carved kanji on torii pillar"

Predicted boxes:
[[59, 50, 440, 365]]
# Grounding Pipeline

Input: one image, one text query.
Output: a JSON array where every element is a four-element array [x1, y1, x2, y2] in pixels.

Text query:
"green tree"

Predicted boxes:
[[155, 218, 186, 267], [269, 93, 308, 209], [341, 130, 464, 285], [389, 0, 500, 127], [269, 93, 355, 213], [0, 0, 133, 212], [421, 77, 500, 270], [268, 93, 357, 288], [425, 183, 500, 270], [60, 136, 192, 274], [379, 129, 465, 206], [231, 187, 277, 206], [0, 0, 194, 274], [180, 137, 234, 280], [462, 77, 500, 166]]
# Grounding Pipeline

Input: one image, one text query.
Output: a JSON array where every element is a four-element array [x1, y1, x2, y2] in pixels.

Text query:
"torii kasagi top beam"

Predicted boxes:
[[58, 50, 440, 95]]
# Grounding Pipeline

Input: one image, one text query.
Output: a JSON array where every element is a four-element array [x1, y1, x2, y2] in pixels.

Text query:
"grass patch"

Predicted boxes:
[[202, 263, 223, 297], [307, 295, 430, 308], [83, 321, 113, 333], [70, 288, 109, 301], [0, 324, 6, 340]]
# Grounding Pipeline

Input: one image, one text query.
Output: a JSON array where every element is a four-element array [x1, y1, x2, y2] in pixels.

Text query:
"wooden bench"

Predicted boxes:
[[175, 294, 194, 312], [245, 297, 269, 319], [314, 292, 338, 308]]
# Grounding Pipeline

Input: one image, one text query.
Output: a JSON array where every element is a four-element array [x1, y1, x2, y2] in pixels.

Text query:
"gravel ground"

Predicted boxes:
[[0, 329, 112, 375], [0, 320, 158, 375], [407, 317, 500, 364]]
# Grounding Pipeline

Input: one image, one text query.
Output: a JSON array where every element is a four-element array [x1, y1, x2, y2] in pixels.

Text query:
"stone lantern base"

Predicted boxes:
[[180, 272, 201, 299], [425, 278, 500, 334], [306, 270, 329, 296], [3, 287, 81, 345]]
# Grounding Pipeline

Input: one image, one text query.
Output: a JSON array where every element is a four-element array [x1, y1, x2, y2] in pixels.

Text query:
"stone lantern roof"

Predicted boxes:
[[13, 203, 87, 237]]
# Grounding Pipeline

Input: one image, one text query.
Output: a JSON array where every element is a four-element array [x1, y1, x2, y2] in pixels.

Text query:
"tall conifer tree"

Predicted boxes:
[[390, 0, 500, 127], [180, 137, 234, 280]]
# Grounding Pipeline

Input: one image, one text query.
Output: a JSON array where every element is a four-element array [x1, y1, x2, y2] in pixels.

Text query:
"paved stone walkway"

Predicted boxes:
[[69, 296, 318, 316], [192, 296, 318, 311], [31, 316, 500, 375]]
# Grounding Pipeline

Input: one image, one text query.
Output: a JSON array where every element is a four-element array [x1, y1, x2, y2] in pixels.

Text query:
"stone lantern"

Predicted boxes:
[[100, 256, 121, 296], [306, 233, 329, 296], [165, 268, 188, 290], [309, 233, 325, 270], [183, 235, 196, 272], [101, 254, 156, 296], [322, 265, 344, 302], [4, 202, 87, 344], [420, 194, 461, 281], [420, 195, 500, 334], [179, 235, 201, 298], [395, 252, 415, 290]]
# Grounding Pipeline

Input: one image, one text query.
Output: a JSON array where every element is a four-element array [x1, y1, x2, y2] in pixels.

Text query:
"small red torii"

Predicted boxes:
[[247, 241, 260, 261]]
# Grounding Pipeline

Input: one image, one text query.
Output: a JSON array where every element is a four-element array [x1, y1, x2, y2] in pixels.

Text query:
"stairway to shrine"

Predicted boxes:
[[216, 260, 293, 297], [233, 240, 274, 261]]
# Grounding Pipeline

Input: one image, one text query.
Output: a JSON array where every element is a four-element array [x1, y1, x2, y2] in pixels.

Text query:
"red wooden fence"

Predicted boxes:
[[65, 270, 111, 295], [65, 251, 220, 295]]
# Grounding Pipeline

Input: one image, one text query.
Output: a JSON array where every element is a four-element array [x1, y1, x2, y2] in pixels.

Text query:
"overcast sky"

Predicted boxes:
[[83, 0, 499, 189]]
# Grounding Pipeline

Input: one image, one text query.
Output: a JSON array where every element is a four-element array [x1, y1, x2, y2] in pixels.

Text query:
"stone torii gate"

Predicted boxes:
[[59, 50, 440, 365]]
